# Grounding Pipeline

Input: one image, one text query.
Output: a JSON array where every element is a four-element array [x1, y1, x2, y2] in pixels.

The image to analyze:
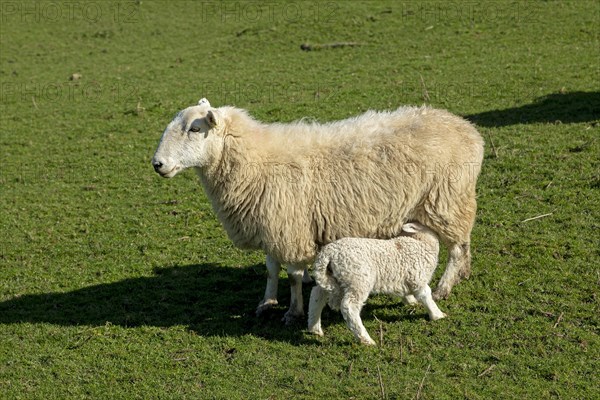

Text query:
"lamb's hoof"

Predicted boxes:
[[256, 299, 278, 317], [433, 288, 450, 300], [282, 310, 304, 325], [360, 337, 377, 346], [431, 312, 447, 321]]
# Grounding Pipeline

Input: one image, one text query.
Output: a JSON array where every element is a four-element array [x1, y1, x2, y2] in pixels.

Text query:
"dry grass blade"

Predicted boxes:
[[554, 312, 564, 328], [486, 131, 498, 158], [478, 364, 496, 377], [400, 337, 404, 363], [413, 363, 431, 400], [521, 213, 553, 223], [419, 74, 430, 102], [373, 315, 384, 347], [377, 365, 385, 399]]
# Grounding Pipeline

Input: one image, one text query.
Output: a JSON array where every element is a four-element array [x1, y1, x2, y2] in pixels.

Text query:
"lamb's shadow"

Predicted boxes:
[[0, 263, 312, 344], [465, 91, 600, 127]]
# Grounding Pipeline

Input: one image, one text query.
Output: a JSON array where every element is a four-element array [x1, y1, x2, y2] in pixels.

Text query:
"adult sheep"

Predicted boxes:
[[152, 98, 484, 324]]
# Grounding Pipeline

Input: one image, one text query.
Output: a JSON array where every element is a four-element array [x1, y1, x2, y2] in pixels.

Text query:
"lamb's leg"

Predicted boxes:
[[307, 286, 328, 336], [434, 242, 469, 300], [415, 285, 446, 321], [340, 292, 375, 345], [256, 254, 280, 316], [402, 295, 418, 306], [282, 264, 305, 325]]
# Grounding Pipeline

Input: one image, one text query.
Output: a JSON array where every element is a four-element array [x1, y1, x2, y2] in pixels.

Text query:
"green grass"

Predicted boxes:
[[1, 0, 599, 398]]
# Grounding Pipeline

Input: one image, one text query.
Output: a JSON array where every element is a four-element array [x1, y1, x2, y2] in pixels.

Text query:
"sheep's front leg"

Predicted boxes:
[[256, 254, 280, 316], [282, 264, 305, 325]]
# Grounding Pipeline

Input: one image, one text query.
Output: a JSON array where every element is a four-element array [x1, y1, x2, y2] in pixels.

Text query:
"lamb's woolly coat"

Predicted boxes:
[[313, 230, 439, 303], [307, 222, 444, 344], [152, 101, 484, 317]]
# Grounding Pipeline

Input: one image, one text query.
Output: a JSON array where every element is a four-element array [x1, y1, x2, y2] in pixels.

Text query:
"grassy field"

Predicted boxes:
[[1, 1, 599, 398]]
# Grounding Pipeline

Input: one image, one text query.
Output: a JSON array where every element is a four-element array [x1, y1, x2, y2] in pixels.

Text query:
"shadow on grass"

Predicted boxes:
[[465, 91, 600, 127], [0, 263, 319, 344]]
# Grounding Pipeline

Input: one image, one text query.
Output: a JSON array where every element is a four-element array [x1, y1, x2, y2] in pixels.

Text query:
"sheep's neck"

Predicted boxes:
[[203, 135, 260, 190], [197, 136, 266, 247]]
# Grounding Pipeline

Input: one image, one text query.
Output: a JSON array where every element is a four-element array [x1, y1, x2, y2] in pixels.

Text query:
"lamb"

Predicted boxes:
[[307, 222, 445, 345], [151, 98, 484, 324]]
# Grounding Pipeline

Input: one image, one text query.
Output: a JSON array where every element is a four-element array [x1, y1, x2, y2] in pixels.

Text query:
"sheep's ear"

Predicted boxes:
[[401, 223, 421, 234], [198, 98, 211, 107], [206, 109, 220, 128]]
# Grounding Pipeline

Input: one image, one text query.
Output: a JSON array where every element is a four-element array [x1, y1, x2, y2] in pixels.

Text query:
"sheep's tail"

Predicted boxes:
[[313, 249, 337, 292]]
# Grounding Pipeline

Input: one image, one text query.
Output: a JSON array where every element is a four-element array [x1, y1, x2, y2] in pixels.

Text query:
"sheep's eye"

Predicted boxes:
[[189, 125, 201, 133]]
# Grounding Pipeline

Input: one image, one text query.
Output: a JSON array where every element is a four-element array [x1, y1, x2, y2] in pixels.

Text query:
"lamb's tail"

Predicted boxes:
[[313, 249, 337, 292]]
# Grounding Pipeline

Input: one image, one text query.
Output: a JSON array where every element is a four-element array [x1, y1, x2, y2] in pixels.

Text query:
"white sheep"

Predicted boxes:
[[307, 222, 445, 345], [152, 98, 483, 324]]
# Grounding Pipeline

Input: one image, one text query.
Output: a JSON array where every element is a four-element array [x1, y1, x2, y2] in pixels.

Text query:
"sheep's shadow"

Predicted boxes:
[[0, 263, 318, 344], [0, 263, 425, 343], [465, 91, 600, 127]]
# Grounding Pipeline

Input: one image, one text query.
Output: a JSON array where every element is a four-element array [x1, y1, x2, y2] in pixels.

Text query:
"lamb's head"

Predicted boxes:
[[152, 98, 228, 178], [399, 222, 440, 250]]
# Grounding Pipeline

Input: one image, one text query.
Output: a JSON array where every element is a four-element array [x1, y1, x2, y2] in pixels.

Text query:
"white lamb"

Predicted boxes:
[[308, 222, 445, 345], [152, 98, 483, 324]]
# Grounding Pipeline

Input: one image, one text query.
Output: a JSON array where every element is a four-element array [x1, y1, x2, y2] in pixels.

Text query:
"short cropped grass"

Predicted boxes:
[[1, 1, 599, 399]]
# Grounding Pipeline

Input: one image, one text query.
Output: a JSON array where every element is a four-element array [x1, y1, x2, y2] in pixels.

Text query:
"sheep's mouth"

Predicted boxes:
[[158, 166, 180, 178]]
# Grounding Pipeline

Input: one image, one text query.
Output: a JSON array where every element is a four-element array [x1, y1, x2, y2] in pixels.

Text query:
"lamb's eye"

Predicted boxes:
[[189, 125, 201, 133]]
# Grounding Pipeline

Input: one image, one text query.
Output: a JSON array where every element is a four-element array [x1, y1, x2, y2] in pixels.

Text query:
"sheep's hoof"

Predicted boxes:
[[282, 310, 304, 325], [256, 299, 278, 317]]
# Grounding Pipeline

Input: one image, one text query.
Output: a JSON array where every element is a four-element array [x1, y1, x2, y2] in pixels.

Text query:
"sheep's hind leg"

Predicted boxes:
[[415, 285, 446, 321], [307, 286, 328, 336], [340, 292, 375, 345], [256, 255, 280, 317], [282, 264, 306, 325]]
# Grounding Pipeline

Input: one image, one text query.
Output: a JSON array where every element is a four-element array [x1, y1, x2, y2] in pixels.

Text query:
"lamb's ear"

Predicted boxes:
[[198, 98, 211, 107], [401, 223, 421, 234], [206, 109, 220, 128]]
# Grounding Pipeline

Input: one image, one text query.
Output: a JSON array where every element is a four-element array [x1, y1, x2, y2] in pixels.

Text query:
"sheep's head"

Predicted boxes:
[[152, 98, 227, 178]]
